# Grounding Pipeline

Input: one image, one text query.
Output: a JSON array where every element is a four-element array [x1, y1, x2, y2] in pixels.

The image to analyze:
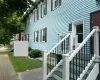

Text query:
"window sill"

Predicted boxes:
[[40, 41, 47, 43], [34, 41, 39, 43], [51, 6, 60, 11], [41, 14, 47, 19]]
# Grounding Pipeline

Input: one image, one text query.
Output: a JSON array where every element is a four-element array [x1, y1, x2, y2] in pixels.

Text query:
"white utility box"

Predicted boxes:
[[14, 41, 28, 56]]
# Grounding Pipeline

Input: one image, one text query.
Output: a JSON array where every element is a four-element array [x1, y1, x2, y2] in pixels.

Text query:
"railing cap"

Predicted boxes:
[[93, 26, 99, 30], [62, 54, 70, 57]]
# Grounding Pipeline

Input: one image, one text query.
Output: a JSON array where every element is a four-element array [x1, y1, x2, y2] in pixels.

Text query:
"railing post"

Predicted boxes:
[[62, 54, 70, 80], [58, 33, 62, 54], [93, 26, 99, 58], [93, 26, 100, 79], [69, 31, 73, 54], [42, 50, 47, 80]]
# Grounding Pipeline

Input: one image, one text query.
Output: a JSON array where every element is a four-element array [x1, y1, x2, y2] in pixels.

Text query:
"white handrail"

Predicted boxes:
[[69, 29, 96, 61], [46, 60, 63, 79], [46, 33, 70, 56]]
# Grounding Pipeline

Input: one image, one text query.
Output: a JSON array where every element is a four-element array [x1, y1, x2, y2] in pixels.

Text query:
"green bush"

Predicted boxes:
[[28, 47, 32, 52], [29, 49, 42, 58]]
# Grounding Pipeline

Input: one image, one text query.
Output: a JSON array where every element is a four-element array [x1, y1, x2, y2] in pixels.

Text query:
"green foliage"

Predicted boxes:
[[29, 49, 42, 58], [28, 47, 32, 52], [0, 0, 37, 44]]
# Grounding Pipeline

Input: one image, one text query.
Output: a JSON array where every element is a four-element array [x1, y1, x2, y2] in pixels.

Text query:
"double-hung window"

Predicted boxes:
[[34, 8, 39, 22], [34, 11, 35, 22], [24, 34, 29, 41], [27, 17, 30, 27], [55, 0, 59, 8], [36, 8, 39, 20], [40, 28, 47, 42], [34, 31, 39, 42], [76, 24, 83, 43], [41, 0, 47, 18], [51, 0, 62, 11]]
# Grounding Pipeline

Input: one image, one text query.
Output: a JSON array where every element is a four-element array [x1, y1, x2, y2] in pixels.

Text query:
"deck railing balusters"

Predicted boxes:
[[76, 54, 78, 79], [84, 44, 85, 68]]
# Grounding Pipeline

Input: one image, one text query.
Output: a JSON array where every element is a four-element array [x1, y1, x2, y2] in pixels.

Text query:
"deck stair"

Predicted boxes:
[[43, 26, 100, 80]]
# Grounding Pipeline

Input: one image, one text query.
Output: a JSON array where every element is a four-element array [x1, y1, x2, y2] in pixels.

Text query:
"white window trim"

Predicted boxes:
[[52, 0, 61, 11], [41, 29, 46, 42], [34, 9, 38, 22], [41, 2, 47, 18], [41, 28, 47, 42], [72, 20, 84, 45], [34, 31, 38, 42]]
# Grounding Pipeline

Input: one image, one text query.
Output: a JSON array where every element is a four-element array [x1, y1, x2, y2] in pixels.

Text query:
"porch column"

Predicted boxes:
[[42, 50, 48, 80], [93, 26, 99, 58], [62, 54, 70, 80], [58, 33, 62, 53], [93, 26, 100, 79], [69, 31, 73, 54]]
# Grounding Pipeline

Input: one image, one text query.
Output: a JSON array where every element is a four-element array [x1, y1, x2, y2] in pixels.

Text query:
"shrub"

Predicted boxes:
[[29, 49, 42, 58], [28, 47, 32, 52]]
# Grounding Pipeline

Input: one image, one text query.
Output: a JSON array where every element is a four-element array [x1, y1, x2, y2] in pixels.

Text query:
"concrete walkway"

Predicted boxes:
[[18, 68, 42, 80], [0, 53, 18, 80], [0, 47, 8, 52]]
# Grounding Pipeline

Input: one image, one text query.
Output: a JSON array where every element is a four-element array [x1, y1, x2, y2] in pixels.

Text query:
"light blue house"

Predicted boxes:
[[23, 0, 100, 80], [23, 0, 100, 51]]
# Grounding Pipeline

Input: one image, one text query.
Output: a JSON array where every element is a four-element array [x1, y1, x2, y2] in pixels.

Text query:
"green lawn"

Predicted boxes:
[[8, 52, 42, 72]]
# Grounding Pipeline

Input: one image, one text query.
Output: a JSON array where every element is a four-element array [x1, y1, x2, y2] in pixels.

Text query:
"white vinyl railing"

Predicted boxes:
[[62, 26, 99, 80], [43, 32, 72, 80]]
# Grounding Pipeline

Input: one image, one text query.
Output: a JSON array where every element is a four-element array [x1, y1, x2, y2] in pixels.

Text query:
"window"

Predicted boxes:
[[36, 8, 39, 20], [41, 0, 47, 18], [34, 8, 39, 22], [34, 11, 35, 22], [43, 0, 47, 16], [25, 34, 27, 40], [69, 23, 72, 31], [51, 0, 62, 11], [76, 24, 83, 43], [51, 0, 53, 11], [40, 28, 47, 42], [59, 0, 61, 6], [41, 4, 43, 18], [24, 34, 29, 41], [27, 17, 30, 26], [28, 34, 29, 41], [55, 0, 59, 8], [34, 31, 39, 42]]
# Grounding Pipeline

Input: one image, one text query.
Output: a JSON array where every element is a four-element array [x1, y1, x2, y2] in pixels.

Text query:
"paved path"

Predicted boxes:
[[18, 68, 42, 80], [0, 47, 8, 52], [0, 53, 18, 80]]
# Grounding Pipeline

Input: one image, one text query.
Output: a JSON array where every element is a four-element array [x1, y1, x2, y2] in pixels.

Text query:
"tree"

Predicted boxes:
[[0, 0, 37, 44]]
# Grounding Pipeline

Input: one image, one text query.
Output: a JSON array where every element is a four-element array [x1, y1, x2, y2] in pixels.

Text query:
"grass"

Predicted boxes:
[[8, 52, 42, 72]]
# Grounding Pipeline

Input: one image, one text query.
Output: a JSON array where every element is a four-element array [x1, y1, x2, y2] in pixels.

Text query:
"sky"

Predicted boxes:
[[31, 0, 36, 2]]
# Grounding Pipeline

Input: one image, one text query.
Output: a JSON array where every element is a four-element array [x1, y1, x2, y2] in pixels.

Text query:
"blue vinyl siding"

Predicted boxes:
[[24, 0, 100, 51]]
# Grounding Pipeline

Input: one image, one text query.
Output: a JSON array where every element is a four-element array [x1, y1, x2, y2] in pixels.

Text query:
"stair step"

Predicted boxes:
[[82, 62, 96, 80], [54, 70, 62, 78], [53, 70, 78, 80], [47, 76, 57, 80], [47, 54, 96, 80]]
